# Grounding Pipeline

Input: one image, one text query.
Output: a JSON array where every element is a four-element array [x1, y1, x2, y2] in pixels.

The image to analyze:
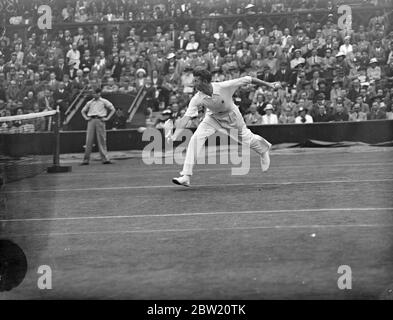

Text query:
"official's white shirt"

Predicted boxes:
[[185, 76, 252, 117], [262, 113, 278, 125]]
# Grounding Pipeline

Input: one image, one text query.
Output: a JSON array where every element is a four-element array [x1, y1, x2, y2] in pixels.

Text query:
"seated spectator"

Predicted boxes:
[[102, 77, 119, 93], [367, 101, 380, 120], [32, 103, 46, 131], [75, 7, 89, 23], [349, 103, 367, 122], [376, 102, 387, 120], [314, 104, 332, 123], [332, 102, 349, 122], [135, 68, 148, 89], [278, 106, 296, 124], [22, 91, 36, 112], [387, 107, 393, 120], [155, 109, 172, 129], [295, 107, 313, 124], [53, 81, 70, 115], [244, 104, 262, 125], [367, 58, 381, 81], [258, 65, 275, 82], [181, 66, 194, 94], [290, 49, 305, 70], [111, 107, 127, 129], [185, 35, 199, 52], [261, 104, 278, 125], [66, 43, 81, 71]]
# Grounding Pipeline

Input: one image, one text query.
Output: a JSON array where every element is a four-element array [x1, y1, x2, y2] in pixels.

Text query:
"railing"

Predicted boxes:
[[63, 86, 89, 126], [127, 85, 147, 124]]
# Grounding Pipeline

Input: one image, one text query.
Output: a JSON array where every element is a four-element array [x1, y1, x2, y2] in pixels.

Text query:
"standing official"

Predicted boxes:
[[81, 88, 115, 165]]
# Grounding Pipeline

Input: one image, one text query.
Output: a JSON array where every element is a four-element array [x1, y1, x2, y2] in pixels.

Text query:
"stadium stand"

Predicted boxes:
[[0, 0, 392, 133]]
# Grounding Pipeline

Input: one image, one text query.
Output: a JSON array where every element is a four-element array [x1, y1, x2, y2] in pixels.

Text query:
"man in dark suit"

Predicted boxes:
[[80, 50, 94, 71], [54, 58, 70, 81], [313, 103, 333, 122], [53, 82, 71, 122], [258, 65, 275, 82], [274, 62, 292, 84], [175, 31, 188, 50], [231, 21, 248, 46], [167, 23, 178, 43]]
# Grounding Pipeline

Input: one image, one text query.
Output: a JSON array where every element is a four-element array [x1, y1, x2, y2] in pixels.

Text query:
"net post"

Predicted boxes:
[[47, 106, 72, 174]]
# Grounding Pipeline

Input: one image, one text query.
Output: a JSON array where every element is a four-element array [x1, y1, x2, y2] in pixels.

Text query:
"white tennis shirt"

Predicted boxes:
[[184, 76, 252, 118]]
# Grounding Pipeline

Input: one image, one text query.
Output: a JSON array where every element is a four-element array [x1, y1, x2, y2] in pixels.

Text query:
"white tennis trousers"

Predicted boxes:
[[180, 107, 271, 176]]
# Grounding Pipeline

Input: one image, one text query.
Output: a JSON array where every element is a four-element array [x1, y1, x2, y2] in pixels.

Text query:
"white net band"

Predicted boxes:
[[0, 110, 57, 123]]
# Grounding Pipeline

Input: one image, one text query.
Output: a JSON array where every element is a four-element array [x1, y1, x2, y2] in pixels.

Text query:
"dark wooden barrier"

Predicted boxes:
[[1, 120, 393, 157]]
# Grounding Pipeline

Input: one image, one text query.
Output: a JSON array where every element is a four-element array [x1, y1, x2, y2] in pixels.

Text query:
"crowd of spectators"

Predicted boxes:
[[2, 0, 390, 25], [0, 0, 392, 133]]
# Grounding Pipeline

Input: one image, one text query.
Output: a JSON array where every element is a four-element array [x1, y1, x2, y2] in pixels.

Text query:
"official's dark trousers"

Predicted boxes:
[[83, 118, 110, 162]]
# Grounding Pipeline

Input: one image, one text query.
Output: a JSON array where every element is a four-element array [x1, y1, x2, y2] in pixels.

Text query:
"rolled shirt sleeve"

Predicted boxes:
[[219, 76, 252, 96], [81, 100, 91, 114], [103, 98, 115, 112]]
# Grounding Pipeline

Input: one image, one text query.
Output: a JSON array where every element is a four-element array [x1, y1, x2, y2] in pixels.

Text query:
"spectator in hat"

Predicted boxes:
[[290, 49, 305, 70], [244, 104, 262, 125], [135, 68, 148, 89], [155, 109, 172, 129], [261, 104, 278, 125], [367, 58, 381, 81], [295, 107, 313, 123]]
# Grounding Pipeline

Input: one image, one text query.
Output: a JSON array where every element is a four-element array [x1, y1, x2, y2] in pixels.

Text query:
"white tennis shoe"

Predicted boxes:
[[172, 175, 190, 187], [260, 143, 272, 172]]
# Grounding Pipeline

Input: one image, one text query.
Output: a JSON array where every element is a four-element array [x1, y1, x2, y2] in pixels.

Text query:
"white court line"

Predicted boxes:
[[2, 207, 392, 223], [5, 178, 393, 194], [64, 162, 393, 176], [4, 223, 393, 238]]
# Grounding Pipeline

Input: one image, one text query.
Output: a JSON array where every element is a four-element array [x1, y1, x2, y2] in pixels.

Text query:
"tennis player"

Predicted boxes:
[[167, 67, 281, 187]]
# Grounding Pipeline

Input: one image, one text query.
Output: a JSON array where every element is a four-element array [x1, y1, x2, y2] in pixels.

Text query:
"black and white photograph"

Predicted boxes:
[[1, 0, 393, 305]]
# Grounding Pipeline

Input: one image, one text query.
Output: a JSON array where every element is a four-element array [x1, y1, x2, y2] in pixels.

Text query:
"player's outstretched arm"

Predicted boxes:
[[250, 77, 281, 89]]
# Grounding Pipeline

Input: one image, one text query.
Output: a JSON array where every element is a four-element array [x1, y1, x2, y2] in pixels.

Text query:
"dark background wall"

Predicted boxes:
[[1, 120, 393, 157]]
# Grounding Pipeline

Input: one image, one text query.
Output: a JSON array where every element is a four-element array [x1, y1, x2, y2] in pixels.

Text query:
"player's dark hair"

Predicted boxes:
[[193, 68, 212, 83]]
